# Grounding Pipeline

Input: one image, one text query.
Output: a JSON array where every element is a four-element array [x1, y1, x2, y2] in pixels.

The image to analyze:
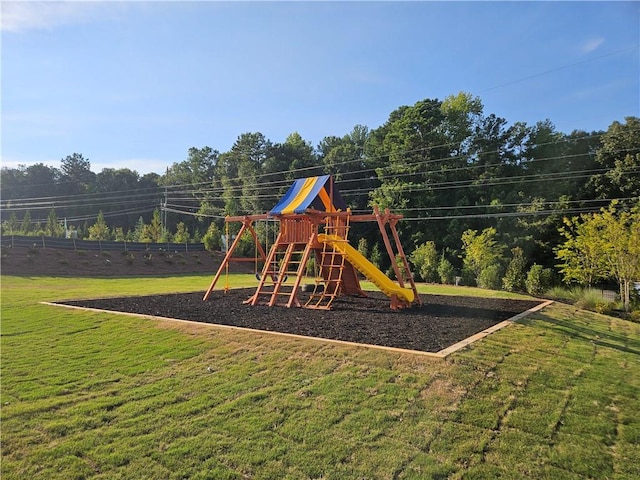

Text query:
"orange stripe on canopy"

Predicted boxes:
[[317, 187, 335, 212]]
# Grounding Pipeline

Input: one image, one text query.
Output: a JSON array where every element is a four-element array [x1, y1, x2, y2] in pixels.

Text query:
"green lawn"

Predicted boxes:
[[2, 275, 639, 479]]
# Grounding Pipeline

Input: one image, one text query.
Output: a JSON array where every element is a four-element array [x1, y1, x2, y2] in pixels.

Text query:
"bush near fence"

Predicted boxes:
[[1, 235, 205, 253]]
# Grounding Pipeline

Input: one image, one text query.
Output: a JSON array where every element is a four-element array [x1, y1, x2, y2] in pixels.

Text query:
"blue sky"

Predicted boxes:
[[2, 1, 638, 175]]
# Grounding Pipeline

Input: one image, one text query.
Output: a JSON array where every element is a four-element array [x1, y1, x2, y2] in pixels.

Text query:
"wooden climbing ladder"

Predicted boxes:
[[304, 214, 349, 310], [245, 217, 315, 308]]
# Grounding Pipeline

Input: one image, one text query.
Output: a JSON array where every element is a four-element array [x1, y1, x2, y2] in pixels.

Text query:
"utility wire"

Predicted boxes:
[[3, 130, 638, 222]]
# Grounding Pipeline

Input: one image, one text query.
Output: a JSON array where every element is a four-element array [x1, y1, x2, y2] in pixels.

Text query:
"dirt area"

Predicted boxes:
[[0, 245, 226, 277], [61, 289, 542, 354]]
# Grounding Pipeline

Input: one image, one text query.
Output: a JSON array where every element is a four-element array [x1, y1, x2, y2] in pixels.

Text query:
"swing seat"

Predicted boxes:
[[255, 273, 289, 282], [301, 283, 324, 293]]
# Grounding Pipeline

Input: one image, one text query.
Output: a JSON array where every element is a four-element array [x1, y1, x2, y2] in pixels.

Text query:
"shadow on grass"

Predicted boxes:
[[524, 313, 640, 356]]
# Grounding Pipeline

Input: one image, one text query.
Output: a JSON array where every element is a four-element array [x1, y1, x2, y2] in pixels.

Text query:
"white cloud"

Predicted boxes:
[[1, 1, 111, 33], [581, 37, 605, 54]]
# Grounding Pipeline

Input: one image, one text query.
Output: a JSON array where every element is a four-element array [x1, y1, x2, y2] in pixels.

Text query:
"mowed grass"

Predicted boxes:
[[2, 274, 639, 479]]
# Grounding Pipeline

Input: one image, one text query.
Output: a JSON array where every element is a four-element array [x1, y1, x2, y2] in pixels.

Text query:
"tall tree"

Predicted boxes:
[[282, 132, 318, 175], [60, 153, 96, 195], [44, 209, 63, 237], [262, 132, 321, 210], [318, 125, 371, 211], [163, 146, 220, 232], [94, 168, 145, 230], [147, 209, 163, 243], [164, 146, 218, 187], [132, 216, 147, 242], [0, 166, 26, 200], [367, 98, 448, 249], [1, 211, 20, 235], [439, 92, 483, 157], [87, 211, 111, 240], [20, 211, 33, 235], [0, 163, 61, 202], [556, 215, 608, 288], [557, 201, 640, 311], [461, 227, 506, 285], [173, 222, 190, 244], [561, 130, 602, 200], [95, 168, 140, 193], [218, 133, 271, 215], [589, 117, 640, 200], [519, 120, 578, 202], [594, 202, 640, 312]]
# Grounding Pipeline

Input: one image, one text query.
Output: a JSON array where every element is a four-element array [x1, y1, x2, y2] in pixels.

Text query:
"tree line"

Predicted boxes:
[[1, 92, 639, 301]]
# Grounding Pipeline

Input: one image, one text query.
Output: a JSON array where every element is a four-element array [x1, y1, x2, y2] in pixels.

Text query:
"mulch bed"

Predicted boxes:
[[61, 289, 543, 354]]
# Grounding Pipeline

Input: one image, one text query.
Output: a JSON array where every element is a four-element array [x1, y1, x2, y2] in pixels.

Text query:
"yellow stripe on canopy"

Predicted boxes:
[[280, 177, 318, 215]]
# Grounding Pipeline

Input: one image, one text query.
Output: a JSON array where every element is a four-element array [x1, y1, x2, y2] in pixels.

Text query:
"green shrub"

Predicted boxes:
[[369, 243, 382, 270], [437, 256, 455, 284], [357, 237, 368, 258], [627, 309, 640, 323], [305, 256, 317, 277], [545, 285, 576, 301], [526, 264, 553, 296], [203, 223, 222, 251], [502, 247, 527, 292], [410, 241, 438, 282], [573, 289, 617, 315], [546, 286, 607, 304], [233, 231, 256, 258], [478, 264, 503, 290], [460, 266, 476, 287]]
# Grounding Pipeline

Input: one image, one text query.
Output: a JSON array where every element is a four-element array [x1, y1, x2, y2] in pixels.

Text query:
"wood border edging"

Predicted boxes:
[[40, 299, 554, 359]]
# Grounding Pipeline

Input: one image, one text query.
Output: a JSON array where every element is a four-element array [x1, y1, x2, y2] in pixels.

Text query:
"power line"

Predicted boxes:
[[2, 128, 637, 222], [2, 128, 613, 202], [479, 45, 640, 93]]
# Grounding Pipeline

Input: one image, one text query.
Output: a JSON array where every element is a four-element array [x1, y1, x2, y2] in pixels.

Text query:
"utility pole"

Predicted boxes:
[[163, 166, 168, 238]]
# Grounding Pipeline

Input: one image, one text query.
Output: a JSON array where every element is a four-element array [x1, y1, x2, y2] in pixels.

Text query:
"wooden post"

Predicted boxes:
[[203, 217, 251, 300]]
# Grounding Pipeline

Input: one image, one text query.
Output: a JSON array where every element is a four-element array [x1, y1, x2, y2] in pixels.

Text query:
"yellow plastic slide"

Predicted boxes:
[[318, 234, 415, 304]]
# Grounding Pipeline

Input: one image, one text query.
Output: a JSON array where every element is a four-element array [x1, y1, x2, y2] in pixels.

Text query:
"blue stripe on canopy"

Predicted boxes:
[[269, 175, 345, 215], [268, 177, 309, 215]]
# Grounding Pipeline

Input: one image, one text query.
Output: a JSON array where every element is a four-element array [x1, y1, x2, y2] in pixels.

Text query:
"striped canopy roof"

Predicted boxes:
[[269, 175, 346, 216]]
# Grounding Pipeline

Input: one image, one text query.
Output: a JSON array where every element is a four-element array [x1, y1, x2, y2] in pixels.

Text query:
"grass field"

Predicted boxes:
[[2, 274, 639, 479]]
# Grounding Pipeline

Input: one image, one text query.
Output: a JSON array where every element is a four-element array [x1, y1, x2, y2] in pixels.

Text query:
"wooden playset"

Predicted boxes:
[[203, 175, 420, 310]]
